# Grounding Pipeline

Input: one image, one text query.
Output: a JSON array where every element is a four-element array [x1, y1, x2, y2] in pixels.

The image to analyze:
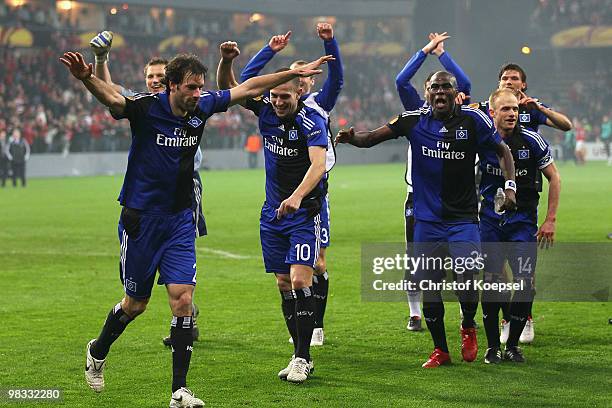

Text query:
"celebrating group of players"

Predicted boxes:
[[59, 23, 565, 407]]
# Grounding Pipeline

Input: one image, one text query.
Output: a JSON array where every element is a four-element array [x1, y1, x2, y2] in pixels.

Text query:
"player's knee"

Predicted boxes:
[[314, 258, 326, 275], [122, 296, 149, 318], [276, 274, 292, 292], [291, 274, 310, 289], [169, 290, 193, 316]]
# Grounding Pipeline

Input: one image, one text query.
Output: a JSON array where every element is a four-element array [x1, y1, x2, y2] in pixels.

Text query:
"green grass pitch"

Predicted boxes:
[[0, 161, 610, 407]]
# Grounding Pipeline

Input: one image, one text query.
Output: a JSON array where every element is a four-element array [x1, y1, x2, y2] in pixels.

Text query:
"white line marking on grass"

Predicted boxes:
[[2, 247, 256, 260], [198, 247, 255, 260]]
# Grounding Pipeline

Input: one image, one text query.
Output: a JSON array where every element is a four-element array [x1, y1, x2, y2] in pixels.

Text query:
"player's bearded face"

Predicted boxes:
[[145, 64, 166, 93], [270, 82, 302, 118], [172, 73, 205, 113]]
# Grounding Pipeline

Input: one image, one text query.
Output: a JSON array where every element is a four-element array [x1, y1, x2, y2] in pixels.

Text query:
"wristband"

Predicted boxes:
[[504, 180, 517, 192], [94, 54, 109, 64]]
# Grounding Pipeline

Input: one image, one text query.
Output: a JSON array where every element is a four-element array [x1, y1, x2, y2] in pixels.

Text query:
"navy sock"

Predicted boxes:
[[90, 302, 132, 360], [312, 272, 329, 329], [294, 287, 315, 361], [171, 316, 193, 393], [280, 290, 298, 353]]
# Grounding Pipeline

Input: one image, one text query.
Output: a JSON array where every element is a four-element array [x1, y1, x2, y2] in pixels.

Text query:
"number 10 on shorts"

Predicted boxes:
[[295, 244, 311, 261]]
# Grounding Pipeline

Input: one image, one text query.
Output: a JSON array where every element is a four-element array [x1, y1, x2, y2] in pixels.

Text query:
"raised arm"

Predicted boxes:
[[537, 162, 561, 248], [89, 31, 123, 94], [240, 31, 291, 82], [277, 145, 326, 219], [395, 50, 427, 110], [228, 55, 333, 107], [60, 52, 126, 116], [217, 41, 241, 91], [313, 23, 344, 111], [335, 125, 397, 148]]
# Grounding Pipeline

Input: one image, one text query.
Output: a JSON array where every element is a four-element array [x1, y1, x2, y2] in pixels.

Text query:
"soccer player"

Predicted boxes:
[[335, 71, 517, 368], [89, 31, 203, 346], [395, 32, 472, 331], [479, 88, 560, 363], [239, 23, 343, 346], [482, 63, 570, 343], [60, 50, 327, 406], [217, 41, 330, 383]]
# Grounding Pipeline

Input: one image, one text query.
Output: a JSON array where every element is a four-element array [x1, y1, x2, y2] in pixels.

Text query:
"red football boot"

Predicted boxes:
[[422, 348, 451, 368], [461, 327, 478, 362]]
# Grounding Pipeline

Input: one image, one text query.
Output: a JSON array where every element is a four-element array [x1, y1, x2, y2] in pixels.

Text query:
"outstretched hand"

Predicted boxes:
[[422, 32, 450, 55], [294, 55, 335, 77], [220, 41, 241, 61], [269, 31, 291, 52], [59, 52, 93, 81], [334, 127, 355, 146], [317, 22, 334, 41]]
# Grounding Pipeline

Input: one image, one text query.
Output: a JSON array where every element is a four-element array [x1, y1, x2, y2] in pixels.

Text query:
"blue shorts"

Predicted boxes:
[[480, 216, 537, 279], [192, 171, 207, 237], [260, 203, 321, 274], [320, 193, 331, 248], [412, 220, 482, 282], [118, 207, 197, 299]]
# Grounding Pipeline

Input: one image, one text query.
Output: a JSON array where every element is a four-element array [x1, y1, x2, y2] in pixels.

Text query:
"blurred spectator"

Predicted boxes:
[[7, 128, 30, 187], [245, 130, 262, 168], [0, 130, 9, 187], [601, 115, 611, 165]]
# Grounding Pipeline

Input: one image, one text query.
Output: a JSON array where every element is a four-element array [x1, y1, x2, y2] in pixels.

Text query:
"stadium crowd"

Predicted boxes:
[[530, 0, 612, 28], [0, 1, 610, 155]]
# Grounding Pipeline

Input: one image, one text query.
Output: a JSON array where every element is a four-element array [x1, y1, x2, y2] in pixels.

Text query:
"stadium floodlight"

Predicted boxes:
[[57, 0, 73, 10], [521, 45, 531, 55]]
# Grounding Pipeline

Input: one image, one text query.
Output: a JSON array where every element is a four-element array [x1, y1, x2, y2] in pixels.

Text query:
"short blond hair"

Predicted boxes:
[[488, 88, 519, 110]]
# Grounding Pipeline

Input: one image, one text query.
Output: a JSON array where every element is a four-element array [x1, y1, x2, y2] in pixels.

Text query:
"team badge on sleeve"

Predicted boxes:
[[518, 149, 530, 159], [456, 129, 468, 140]]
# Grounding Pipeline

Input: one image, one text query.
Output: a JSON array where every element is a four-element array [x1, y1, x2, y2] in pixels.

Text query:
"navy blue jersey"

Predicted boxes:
[[245, 96, 328, 213], [113, 90, 230, 213], [387, 106, 502, 223], [479, 126, 553, 223], [472, 100, 548, 132]]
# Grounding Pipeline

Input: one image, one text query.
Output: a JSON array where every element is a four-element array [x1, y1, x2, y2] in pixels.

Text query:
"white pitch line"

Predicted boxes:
[[2, 247, 255, 260], [197, 247, 255, 260]]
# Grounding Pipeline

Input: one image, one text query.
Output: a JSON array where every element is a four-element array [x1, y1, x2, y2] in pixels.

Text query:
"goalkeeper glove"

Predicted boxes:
[[89, 30, 114, 63]]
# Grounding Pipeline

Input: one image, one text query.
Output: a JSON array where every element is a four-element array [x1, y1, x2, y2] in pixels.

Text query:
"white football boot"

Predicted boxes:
[[85, 339, 105, 392], [169, 387, 204, 408]]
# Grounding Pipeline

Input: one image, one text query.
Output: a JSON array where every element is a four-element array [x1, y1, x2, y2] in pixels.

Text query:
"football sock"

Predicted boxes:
[[312, 271, 329, 329], [294, 287, 315, 361], [500, 291, 512, 322], [280, 290, 298, 352], [507, 278, 534, 347], [90, 302, 133, 360], [457, 274, 478, 329], [171, 316, 193, 393], [407, 291, 422, 318], [423, 290, 448, 353], [481, 290, 501, 348]]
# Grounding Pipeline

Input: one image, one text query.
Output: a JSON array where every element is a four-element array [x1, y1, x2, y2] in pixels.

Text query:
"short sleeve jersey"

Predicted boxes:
[[112, 90, 230, 213], [479, 126, 553, 223], [387, 106, 502, 223], [245, 96, 328, 212]]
